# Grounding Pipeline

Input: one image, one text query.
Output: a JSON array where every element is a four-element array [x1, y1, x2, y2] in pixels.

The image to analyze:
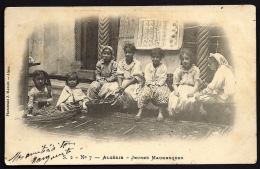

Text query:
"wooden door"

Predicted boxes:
[[81, 16, 99, 70], [77, 16, 119, 70]]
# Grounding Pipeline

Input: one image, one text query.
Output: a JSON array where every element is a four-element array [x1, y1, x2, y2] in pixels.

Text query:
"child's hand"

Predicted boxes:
[[187, 93, 194, 98], [79, 101, 83, 109], [195, 93, 201, 100], [201, 89, 207, 95], [28, 104, 33, 109], [38, 98, 48, 102], [115, 86, 124, 95], [98, 79, 106, 85], [174, 91, 179, 97]]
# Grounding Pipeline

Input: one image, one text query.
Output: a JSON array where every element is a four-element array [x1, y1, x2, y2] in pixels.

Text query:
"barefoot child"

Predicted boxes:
[[56, 72, 88, 112], [135, 48, 170, 122], [110, 44, 144, 109], [168, 47, 200, 120]]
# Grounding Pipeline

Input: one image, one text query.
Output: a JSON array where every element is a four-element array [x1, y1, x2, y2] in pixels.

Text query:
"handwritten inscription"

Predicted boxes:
[[8, 141, 75, 164], [7, 141, 184, 164]]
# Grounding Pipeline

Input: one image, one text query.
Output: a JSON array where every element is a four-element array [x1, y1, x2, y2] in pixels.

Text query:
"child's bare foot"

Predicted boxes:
[[168, 110, 173, 118], [157, 116, 163, 122], [199, 105, 207, 115], [157, 107, 164, 122], [135, 109, 143, 122], [134, 115, 141, 122]]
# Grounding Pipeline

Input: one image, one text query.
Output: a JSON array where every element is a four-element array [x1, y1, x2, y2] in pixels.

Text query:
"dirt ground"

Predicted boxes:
[[23, 82, 235, 141]]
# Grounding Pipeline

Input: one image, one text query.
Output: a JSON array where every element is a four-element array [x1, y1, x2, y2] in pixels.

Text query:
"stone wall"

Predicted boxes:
[[116, 15, 182, 74], [29, 18, 75, 76]]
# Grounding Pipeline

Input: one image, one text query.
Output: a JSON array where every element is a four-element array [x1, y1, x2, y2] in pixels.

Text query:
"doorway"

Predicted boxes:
[[75, 16, 120, 70]]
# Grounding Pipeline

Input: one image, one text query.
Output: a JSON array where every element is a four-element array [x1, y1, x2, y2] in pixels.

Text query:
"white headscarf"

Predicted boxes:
[[209, 53, 232, 70], [101, 45, 115, 60]]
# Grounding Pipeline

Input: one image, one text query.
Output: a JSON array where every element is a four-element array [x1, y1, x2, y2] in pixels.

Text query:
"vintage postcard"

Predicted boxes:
[[5, 6, 256, 165]]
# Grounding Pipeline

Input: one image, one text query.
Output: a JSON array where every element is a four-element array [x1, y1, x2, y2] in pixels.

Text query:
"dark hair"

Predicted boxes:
[[65, 72, 79, 85], [151, 48, 164, 58], [32, 70, 51, 87], [124, 44, 136, 54], [32, 70, 52, 97], [179, 47, 196, 65]]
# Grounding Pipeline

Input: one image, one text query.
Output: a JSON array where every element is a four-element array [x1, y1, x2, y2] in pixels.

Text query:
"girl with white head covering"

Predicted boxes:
[[196, 53, 236, 103], [86, 46, 118, 100]]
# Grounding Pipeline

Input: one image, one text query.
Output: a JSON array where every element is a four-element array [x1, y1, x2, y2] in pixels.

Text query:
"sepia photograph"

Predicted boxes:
[[5, 6, 256, 165]]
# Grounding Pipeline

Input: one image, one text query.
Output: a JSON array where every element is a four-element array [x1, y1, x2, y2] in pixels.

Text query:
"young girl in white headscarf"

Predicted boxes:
[[196, 53, 236, 105], [86, 46, 117, 100]]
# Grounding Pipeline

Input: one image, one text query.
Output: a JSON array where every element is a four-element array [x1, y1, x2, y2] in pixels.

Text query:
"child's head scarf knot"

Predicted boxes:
[[209, 53, 232, 70]]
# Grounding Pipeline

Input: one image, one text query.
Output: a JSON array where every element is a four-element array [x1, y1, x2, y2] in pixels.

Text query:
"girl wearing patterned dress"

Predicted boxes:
[[135, 48, 170, 122], [26, 70, 56, 116], [110, 44, 144, 109], [168, 48, 200, 120], [86, 46, 117, 100]]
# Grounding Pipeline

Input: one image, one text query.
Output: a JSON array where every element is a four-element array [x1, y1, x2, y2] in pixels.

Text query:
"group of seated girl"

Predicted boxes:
[[27, 44, 236, 122]]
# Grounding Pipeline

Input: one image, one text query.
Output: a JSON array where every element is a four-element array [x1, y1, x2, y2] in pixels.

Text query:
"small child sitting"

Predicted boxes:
[[56, 72, 88, 112], [26, 70, 55, 116]]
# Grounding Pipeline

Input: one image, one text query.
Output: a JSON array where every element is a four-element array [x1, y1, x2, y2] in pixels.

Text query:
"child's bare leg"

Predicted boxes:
[[135, 108, 143, 121], [136, 108, 143, 116], [135, 86, 151, 121], [157, 106, 164, 122], [168, 108, 173, 117], [198, 103, 207, 115]]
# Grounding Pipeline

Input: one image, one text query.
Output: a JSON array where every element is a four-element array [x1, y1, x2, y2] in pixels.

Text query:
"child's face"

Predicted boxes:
[[208, 58, 218, 70], [181, 53, 192, 69], [67, 75, 78, 88], [102, 49, 112, 64], [151, 53, 162, 66], [35, 75, 45, 87], [124, 48, 134, 64]]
